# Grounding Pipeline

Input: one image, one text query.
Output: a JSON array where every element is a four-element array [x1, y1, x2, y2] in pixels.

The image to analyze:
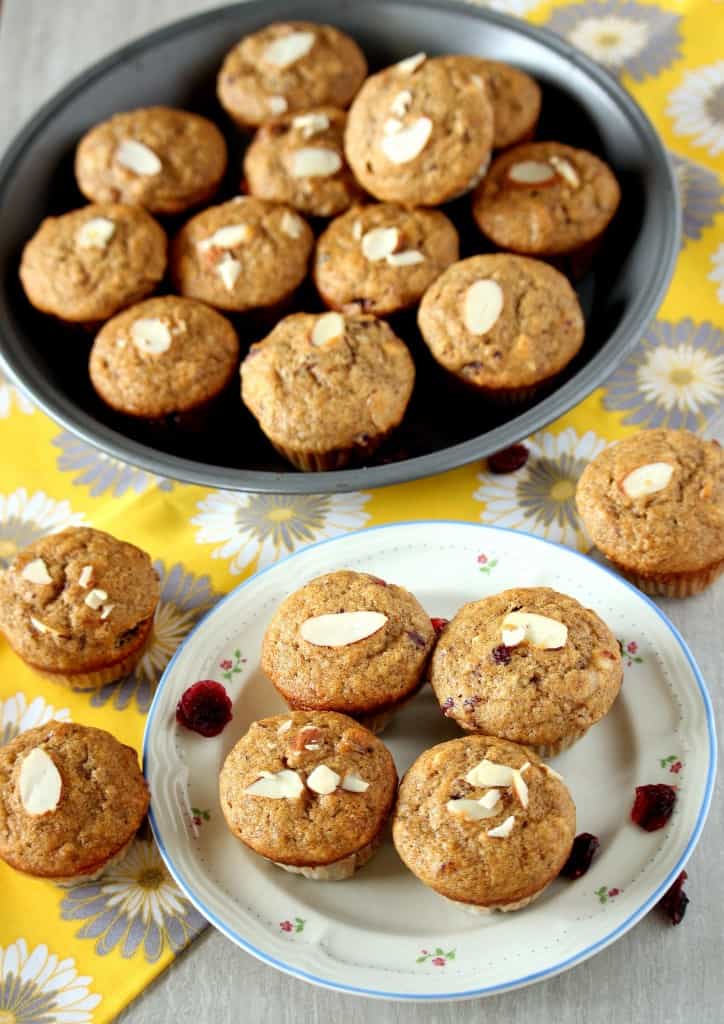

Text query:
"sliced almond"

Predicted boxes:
[[463, 279, 504, 335], [198, 224, 252, 252], [217, 253, 242, 292], [277, 719, 293, 734], [383, 117, 404, 136], [305, 743, 321, 751], [244, 769, 304, 798], [115, 139, 162, 176], [306, 764, 340, 795], [479, 788, 501, 810], [446, 798, 500, 821], [389, 89, 413, 117], [291, 147, 342, 178], [361, 226, 399, 262], [395, 52, 426, 74], [21, 558, 52, 585], [352, 220, 363, 241], [381, 117, 432, 164], [29, 616, 49, 634], [84, 588, 109, 611], [507, 160, 556, 186], [511, 768, 529, 810], [280, 210, 304, 239], [76, 216, 116, 250], [131, 317, 172, 356], [311, 312, 345, 347], [621, 462, 674, 499], [549, 155, 580, 188], [300, 610, 388, 647], [263, 31, 315, 67], [268, 95, 288, 116], [78, 565, 93, 589], [292, 112, 330, 138], [99, 603, 115, 621], [19, 748, 62, 815], [486, 814, 515, 838], [500, 623, 526, 648], [464, 759, 516, 788], [501, 612, 568, 650], [386, 250, 424, 267], [341, 773, 369, 793]]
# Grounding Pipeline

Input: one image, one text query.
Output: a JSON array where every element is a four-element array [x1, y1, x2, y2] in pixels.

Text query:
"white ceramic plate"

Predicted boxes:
[[143, 522, 716, 1001]]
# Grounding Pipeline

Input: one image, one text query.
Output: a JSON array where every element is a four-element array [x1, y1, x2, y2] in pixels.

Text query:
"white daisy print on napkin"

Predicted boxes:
[[709, 243, 724, 304], [0, 939, 101, 1023], [668, 61, 724, 156], [0, 692, 71, 746], [0, 489, 85, 569]]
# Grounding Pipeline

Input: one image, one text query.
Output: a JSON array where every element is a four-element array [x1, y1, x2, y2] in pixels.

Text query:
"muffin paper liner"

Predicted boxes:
[[271, 831, 382, 881], [31, 618, 154, 691], [609, 559, 724, 599]]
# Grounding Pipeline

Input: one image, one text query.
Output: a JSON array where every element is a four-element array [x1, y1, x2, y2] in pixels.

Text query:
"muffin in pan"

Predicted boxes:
[[75, 106, 227, 215], [217, 21, 367, 128], [19, 203, 167, 323], [219, 711, 397, 880], [261, 570, 435, 732], [393, 736, 576, 913], [576, 429, 724, 597], [314, 203, 459, 316], [0, 722, 149, 882], [430, 587, 623, 756], [0, 526, 160, 690]]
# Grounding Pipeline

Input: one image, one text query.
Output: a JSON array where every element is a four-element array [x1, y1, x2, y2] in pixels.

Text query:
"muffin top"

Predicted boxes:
[[417, 254, 584, 390], [75, 106, 227, 214], [0, 527, 160, 672], [314, 203, 459, 315], [472, 141, 621, 255], [261, 570, 435, 714], [219, 711, 397, 866], [393, 736, 576, 906], [243, 107, 365, 217], [19, 203, 167, 322], [217, 22, 367, 128], [345, 53, 494, 206], [430, 588, 623, 748], [171, 197, 313, 312], [576, 430, 724, 575], [0, 722, 149, 878], [89, 296, 239, 418], [241, 313, 415, 454]]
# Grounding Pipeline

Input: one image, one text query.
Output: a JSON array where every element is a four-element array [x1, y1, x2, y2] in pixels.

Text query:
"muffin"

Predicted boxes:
[[261, 570, 435, 731], [241, 312, 415, 471], [472, 141, 621, 256], [19, 203, 167, 323], [0, 722, 149, 881], [576, 429, 724, 597], [243, 107, 365, 217], [417, 254, 584, 400], [171, 197, 313, 313], [345, 53, 494, 206], [89, 296, 239, 423], [217, 22, 367, 128], [0, 527, 160, 690], [314, 203, 459, 315], [430, 587, 623, 755], [393, 736, 576, 912], [219, 711, 397, 880], [75, 106, 227, 214]]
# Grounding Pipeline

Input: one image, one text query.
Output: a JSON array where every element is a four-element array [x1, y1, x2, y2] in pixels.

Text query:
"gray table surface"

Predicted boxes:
[[1, 2, 721, 1021]]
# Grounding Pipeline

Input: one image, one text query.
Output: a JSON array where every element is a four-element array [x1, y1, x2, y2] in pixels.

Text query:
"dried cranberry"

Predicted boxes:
[[560, 833, 600, 879], [491, 644, 512, 665], [441, 696, 455, 716], [659, 870, 689, 925], [406, 630, 427, 649], [487, 444, 529, 474], [430, 617, 449, 636], [176, 680, 233, 737], [631, 784, 677, 831]]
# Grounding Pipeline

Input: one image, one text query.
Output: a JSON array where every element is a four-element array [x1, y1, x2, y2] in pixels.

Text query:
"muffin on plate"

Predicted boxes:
[[576, 429, 724, 597], [393, 736, 576, 912], [261, 570, 435, 731], [241, 311, 415, 471], [417, 253, 584, 400], [217, 22, 367, 128], [75, 106, 227, 214], [0, 526, 160, 690], [345, 52, 494, 206], [314, 203, 459, 315], [89, 296, 239, 424], [430, 587, 623, 755], [19, 203, 167, 323], [243, 107, 365, 218], [171, 197, 313, 313], [219, 711, 397, 880], [0, 722, 149, 881]]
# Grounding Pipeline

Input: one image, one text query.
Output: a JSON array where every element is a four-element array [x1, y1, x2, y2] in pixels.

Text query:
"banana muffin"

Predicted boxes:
[[219, 711, 397, 880], [0, 722, 149, 881], [241, 311, 415, 470], [345, 53, 494, 206], [19, 203, 167, 323], [576, 429, 724, 597], [171, 197, 313, 313], [89, 296, 239, 422], [430, 588, 623, 755], [243, 107, 365, 217], [261, 570, 435, 731], [217, 22, 367, 128], [393, 736, 576, 912], [0, 527, 160, 689], [417, 253, 584, 400], [75, 106, 227, 214], [314, 203, 459, 315], [472, 141, 621, 256]]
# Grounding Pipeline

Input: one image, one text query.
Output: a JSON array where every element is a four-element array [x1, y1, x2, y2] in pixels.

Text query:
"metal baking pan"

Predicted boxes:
[[0, 0, 680, 493]]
